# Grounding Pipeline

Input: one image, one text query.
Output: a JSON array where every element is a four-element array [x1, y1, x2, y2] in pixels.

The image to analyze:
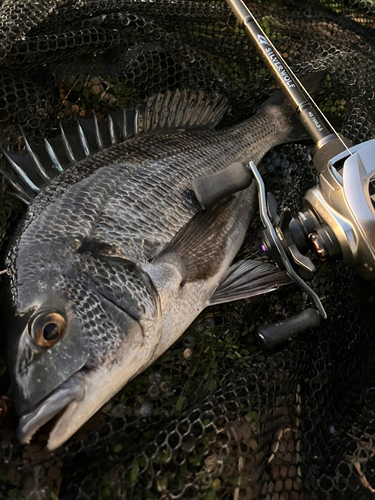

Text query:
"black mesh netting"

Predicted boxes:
[[0, 0, 375, 498]]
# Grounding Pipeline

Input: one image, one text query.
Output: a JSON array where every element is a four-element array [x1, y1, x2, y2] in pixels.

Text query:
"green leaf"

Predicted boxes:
[[176, 396, 185, 411], [189, 453, 203, 466], [73, 82, 83, 92], [206, 379, 217, 391], [212, 479, 221, 491], [130, 460, 140, 484], [202, 489, 216, 500], [249, 410, 259, 422]]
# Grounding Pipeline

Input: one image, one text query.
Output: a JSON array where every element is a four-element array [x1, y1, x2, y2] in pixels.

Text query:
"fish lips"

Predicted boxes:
[[17, 372, 86, 445]]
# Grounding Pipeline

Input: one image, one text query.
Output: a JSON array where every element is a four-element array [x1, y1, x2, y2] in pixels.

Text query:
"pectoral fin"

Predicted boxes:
[[208, 260, 291, 306], [153, 199, 235, 282]]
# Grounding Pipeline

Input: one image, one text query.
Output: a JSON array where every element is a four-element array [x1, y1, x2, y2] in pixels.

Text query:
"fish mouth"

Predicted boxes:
[[17, 346, 148, 450], [17, 372, 86, 446], [16, 292, 155, 450]]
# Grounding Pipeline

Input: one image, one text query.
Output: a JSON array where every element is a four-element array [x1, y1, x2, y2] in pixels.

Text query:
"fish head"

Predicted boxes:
[[7, 246, 161, 450]]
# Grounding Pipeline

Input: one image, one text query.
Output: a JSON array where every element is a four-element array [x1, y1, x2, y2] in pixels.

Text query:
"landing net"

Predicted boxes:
[[0, 1, 375, 499]]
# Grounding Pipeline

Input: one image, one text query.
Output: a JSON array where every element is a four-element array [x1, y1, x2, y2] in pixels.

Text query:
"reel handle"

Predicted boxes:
[[192, 162, 253, 209], [258, 308, 321, 350]]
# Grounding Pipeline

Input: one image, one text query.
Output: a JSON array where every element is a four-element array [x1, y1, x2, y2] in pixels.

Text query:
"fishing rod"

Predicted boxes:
[[194, 0, 375, 348]]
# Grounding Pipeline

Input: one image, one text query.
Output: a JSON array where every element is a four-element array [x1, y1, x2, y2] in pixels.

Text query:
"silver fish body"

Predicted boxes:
[[4, 90, 298, 449]]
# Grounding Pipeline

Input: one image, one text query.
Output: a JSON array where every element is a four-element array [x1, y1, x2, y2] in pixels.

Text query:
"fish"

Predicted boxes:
[[2, 87, 305, 450]]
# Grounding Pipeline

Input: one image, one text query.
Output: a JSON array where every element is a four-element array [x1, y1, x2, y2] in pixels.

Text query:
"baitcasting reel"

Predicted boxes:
[[194, 0, 375, 349], [249, 135, 375, 348], [260, 140, 375, 283]]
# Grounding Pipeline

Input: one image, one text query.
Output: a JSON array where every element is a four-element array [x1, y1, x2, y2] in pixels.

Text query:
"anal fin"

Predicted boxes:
[[208, 260, 291, 306]]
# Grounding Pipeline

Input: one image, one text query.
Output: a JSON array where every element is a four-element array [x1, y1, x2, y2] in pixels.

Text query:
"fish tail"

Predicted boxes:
[[258, 71, 326, 144]]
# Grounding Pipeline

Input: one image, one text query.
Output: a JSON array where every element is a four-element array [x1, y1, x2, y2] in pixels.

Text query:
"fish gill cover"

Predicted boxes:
[[0, 0, 374, 499]]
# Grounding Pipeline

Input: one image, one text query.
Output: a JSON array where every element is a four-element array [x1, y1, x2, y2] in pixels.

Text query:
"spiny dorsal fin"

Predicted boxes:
[[2, 90, 229, 203]]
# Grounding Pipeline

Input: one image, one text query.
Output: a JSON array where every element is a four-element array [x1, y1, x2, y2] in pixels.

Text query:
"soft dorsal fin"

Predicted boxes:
[[0, 90, 229, 203]]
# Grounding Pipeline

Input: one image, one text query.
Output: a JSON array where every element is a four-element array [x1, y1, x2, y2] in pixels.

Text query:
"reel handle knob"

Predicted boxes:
[[257, 308, 321, 350], [192, 162, 252, 209]]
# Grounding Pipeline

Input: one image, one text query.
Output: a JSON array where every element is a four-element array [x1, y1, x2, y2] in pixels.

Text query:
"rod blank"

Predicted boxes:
[[225, 0, 332, 144]]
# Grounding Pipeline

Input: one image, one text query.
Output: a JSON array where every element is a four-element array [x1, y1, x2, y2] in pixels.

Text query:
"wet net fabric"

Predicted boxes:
[[0, 0, 375, 498]]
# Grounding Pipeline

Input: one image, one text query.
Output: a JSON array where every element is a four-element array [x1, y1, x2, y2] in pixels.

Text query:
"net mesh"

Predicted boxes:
[[0, 0, 375, 498]]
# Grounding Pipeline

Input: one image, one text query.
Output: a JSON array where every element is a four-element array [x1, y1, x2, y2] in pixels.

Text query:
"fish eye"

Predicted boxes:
[[29, 312, 66, 348]]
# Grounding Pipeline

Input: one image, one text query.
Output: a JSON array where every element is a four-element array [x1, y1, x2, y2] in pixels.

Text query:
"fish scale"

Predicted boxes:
[[8, 102, 292, 292], [28, 119, 285, 260], [4, 89, 301, 449]]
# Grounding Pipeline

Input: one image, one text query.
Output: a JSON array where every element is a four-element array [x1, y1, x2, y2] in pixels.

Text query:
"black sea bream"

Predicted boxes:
[[4, 90, 298, 450]]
